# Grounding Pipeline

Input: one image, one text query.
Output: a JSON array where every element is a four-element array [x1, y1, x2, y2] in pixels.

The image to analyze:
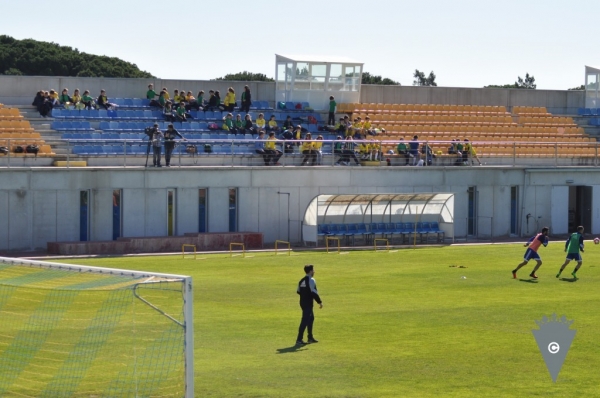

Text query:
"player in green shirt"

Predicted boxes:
[[328, 96, 336, 125], [556, 226, 584, 279]]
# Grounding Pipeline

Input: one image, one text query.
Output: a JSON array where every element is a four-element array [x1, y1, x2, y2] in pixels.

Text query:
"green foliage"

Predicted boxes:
[[569, 84, 585, 91], [0, 35, 154, 78], [361, 72, 400, 85], [62, 243, 600, 397], [413, 69, 437, 86], [485, 73, 536, 89], [214, 71, 274, 82]]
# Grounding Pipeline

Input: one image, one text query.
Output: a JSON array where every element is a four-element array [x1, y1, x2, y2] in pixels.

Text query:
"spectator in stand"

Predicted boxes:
[[163, 123, 186, 167], [163, 101, 176, 122], [184, 91, 197, 111], [59, 88, 72, 108], [255, 113, 266, 131], [448, 139, 457, 155], [367, 138, 380, 161], [352, 117, 364, 139], [343, 115, 353, 137], [186, 91, 195, 102], [241, 85, 251, 114], [162, 88, 170, 101], [222, 113, 234, 131], [173, 90, 184, 104], [283, 115, 294, 131], [301, 132, 317, 166], [254, 131, 270, 166], [197, 90, 205, 106], [97, 90, 116, 110], [243, 114, 256, 135], [409, 135, 420, 166], [337, 136, 361, 166], [266, 115, 279, 132], [358, 139, 370, 160], [146, 84, 157, 100], [293, 125, 303, 149], [455, 139, 465, 166], [81, 90, 96, 109], [335, 117, 347, 136], [265, 131, 283, 166], [223, 87, 236, 112], [333, 135, 344, 163], [175, 102, 189, 122], [232, 114, 244, 134], [420, 142, 436, 166], [32, 90, 44, 112], [47, 90, 60, 107], [214, 90, 223, 111], [464, 138, 482, 166], [328, 96, 336, 125], [315, 135, 324, 165], [71, 89, 84, 110], [364, 116, 376, 136], [151, 125, 164, 167], [205, 90, 218, 111], [396, 137, 411, 166]]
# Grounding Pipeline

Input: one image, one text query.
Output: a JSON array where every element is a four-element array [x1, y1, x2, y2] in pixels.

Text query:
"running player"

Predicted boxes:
[[512, 227, 549, 279], [556, 226, 584, 279]]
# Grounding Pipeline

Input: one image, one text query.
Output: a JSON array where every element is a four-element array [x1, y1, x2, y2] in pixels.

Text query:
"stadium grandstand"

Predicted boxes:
[[0, 60, 600, 253]]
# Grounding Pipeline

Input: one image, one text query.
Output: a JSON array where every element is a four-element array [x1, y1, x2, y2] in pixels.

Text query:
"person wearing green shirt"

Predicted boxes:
[[232, 114, 244, 134], [222, 113, 234, 131], [556, 226, 585, 279], [328, 96, 336, 125], [396, 137, 410, 165], [176, 102, 187, 121], [146, 84, 157, 100], [81, 90, 95, 109]]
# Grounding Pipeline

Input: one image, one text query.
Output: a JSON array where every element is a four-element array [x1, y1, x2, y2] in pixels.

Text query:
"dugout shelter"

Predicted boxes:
[[302, 193, 455, 245]]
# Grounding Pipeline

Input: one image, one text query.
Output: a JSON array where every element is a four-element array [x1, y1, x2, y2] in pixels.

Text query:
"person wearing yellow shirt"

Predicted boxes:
[[301, 132, 317, 166], [255, 113, 266, 131], [71, 88, 84, 110], [363, 116, 375, 136], [368, 138, 381, 161], [352, 117, 364, 139], [162, 88, 170, 100], [223, 87, 236, 112], [264, 131, 283, 165], [266, 115, 279, 132], [173, 90, 185, 104], [314, 135, 324, 165]]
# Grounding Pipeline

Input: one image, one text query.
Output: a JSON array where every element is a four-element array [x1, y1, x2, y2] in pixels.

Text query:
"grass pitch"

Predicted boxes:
[[61, 242, 600, 397]]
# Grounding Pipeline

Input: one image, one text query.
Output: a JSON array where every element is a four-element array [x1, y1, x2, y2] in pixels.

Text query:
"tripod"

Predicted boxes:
[[144, 136, 152, 167]]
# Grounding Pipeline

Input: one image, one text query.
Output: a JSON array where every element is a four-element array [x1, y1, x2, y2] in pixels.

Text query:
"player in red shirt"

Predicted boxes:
[[512, 227, 549, 279]]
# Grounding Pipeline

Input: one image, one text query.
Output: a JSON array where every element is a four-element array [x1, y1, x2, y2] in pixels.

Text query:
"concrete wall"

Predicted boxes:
[[1, 166, 600, 251], [0, 75, 585, 113]]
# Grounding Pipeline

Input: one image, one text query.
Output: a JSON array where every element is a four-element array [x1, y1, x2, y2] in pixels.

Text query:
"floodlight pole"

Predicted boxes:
[[277, 192, 291, 242]]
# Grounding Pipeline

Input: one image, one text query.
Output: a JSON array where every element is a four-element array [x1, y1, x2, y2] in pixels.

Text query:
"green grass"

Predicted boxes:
[[44, 243, 600, 396]]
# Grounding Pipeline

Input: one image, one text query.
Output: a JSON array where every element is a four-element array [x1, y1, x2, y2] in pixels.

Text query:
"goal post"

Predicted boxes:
[[229, 243, 245, 258], [182, 244, 197, 259], [274, 240, 291, 256], [0, 256, 194, 398]]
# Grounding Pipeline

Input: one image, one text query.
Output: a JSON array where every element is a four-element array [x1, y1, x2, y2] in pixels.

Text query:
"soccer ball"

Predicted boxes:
[[594, 237, 600, 245]]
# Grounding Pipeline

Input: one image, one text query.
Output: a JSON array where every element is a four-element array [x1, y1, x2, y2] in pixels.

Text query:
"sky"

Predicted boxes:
[[2, 0, 600, 90]]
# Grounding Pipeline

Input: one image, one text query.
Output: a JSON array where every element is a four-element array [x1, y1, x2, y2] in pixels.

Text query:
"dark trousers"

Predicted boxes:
[[341, 149, 360, 164], [153, 146, 162, 166], [241, 102, 250, 114], [265, 149, 282, 165], [255, 149, 270, 165], [328, 112, 335, 125], [297, 304, 315, 341], [302, 150, 317, 165], [164, 142, 175, 165]]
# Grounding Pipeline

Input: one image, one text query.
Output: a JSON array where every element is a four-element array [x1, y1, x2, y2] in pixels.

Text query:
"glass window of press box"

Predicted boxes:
[[275, 54, 363, 110], [302, 193, 455, 244]]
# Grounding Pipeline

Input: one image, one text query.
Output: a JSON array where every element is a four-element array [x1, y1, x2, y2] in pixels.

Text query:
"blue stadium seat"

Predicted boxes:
[[72, 145, 85, 154], [51, 109, 63, 118], [143, 110, 153, 119], [132, 99, 144, 107], [124, 99, 134, 107]]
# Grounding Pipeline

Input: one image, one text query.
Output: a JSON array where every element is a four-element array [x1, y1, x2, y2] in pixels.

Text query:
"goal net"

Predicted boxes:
[[0, 256, 193, 398]]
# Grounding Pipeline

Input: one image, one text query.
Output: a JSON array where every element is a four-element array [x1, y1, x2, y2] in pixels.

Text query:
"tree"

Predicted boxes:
[[516, 73, 536, 89], [413, 69, 437, 86], [361, 72, 400, 85], [485, 73, 536, 89], [214, 71, 274, 82], [0, 35, 154, 78], [568, 84, 585, 91]]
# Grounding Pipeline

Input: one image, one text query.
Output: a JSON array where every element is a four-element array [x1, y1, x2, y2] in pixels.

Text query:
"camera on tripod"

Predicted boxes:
[[144, 126, 156, 138]]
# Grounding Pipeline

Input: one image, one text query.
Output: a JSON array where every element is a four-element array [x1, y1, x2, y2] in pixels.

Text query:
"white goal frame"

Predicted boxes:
[[0, 256, 194, 398]]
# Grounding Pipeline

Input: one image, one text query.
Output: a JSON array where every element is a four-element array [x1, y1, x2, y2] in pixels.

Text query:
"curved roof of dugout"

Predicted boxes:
[[302, 193, 454, 243]]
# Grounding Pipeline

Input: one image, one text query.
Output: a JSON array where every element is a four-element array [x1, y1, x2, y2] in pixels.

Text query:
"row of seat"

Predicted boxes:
[[512, 106, 549, 115], [0, 120, 32, 130], [96, 121, 323, 133], [578, 108, 600, 116], [374, 125, 585, 135], [0, 132, 41, 139], [0, 108, 22, 119], [352, 114, 515, 124], [518, 116, 575, 126], [318, 222, 445, 244], [338, 103, 509, 114], [106, 98, 275, 110], [63, 132, 340, 141]]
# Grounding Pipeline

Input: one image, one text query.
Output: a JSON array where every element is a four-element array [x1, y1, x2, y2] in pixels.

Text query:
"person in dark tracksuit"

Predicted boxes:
[[163, 124, 186, 167], [296, 264, 323, 345]]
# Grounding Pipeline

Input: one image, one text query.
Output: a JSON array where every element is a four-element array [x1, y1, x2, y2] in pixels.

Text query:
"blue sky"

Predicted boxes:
[[2, 0, 599, 89]]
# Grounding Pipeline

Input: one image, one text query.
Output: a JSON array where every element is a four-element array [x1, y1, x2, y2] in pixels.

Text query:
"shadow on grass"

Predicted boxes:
[[276, 345, 309, 354], [518, 278, 538, 283], [559, 277, 578, 283]]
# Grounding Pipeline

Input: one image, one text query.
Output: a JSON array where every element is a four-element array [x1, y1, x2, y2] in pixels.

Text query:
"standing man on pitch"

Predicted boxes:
[[512, 227, 549, 279], [556, 226, 585, 279], [296, 265, 323, 345]]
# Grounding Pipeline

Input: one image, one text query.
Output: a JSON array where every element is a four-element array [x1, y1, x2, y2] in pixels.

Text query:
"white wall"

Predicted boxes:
[[0, 167, 599, 251]]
